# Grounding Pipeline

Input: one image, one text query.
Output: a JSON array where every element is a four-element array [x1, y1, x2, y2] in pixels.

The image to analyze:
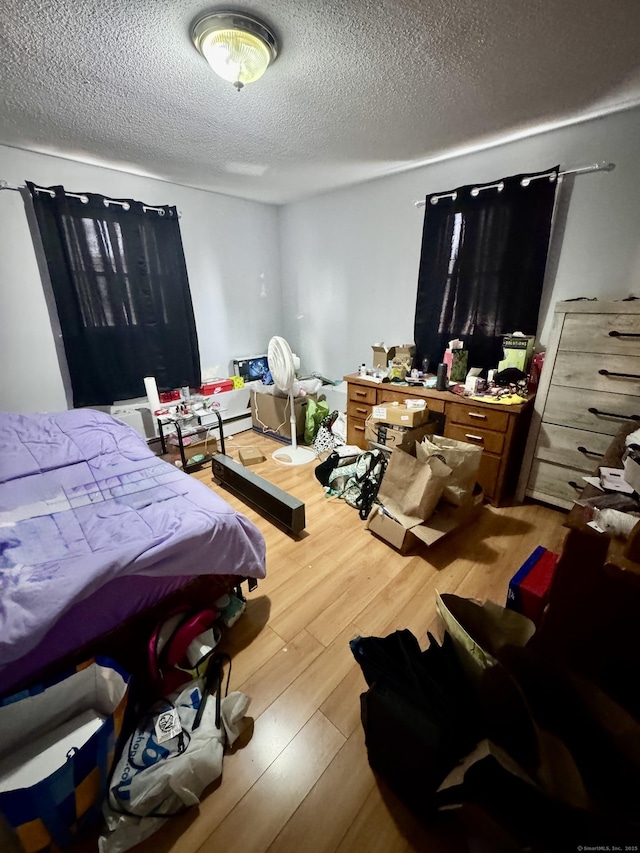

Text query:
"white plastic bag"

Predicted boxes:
[[331, 411, 347, 444], [99, 678, 250, 853]]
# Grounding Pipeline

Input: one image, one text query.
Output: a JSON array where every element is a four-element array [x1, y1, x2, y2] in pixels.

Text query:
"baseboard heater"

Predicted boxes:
[[211, 454, 305, 535]]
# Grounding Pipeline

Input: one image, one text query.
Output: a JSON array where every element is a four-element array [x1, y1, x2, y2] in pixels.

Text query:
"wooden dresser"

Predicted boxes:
[[518, 300, 640, 509], [344, 373, 534, 506], [533, 423, 640, 721]]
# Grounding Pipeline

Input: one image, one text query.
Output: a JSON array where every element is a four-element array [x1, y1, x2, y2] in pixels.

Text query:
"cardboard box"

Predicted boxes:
[[239, 447, 266, 466], [182, 434, 218, 457], [250, 389, 314, 441], [199, 379, 235, 395], [371, 343, 416, 370], [371, 402, 431, 428], [498, 334, 535, 374], [506, 546, 559, 625], [367, 484, 484, 553], [365, 417, 436, 451]]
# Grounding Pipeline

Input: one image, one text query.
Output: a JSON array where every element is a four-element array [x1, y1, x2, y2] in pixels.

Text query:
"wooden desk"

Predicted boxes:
[[344, 373, 534, 506]]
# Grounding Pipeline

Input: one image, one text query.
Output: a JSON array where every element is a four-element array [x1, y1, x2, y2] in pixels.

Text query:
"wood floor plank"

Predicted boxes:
[[273, 537, 399, 645], [261, 553, 304, 591], [305, 545, 402, 647], [217, 609, 285, 692], [335, 778, 469, 853], [335, 785, 412, 853], [353, 554, 439, 637], [236, 629, 325, 719], [267, 726, 375, 853], [270, 537, 358, 624], [201, 712, 345, 853], [319, 663, 368, 738], [354, 553, 475, 644]]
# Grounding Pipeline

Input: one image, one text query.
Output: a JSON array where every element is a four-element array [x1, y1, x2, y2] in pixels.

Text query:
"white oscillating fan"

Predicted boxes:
[[267, 336, 316, 466]]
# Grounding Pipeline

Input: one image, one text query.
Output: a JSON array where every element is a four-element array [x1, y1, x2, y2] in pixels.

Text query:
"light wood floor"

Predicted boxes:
[[89, 430, 568, 852]]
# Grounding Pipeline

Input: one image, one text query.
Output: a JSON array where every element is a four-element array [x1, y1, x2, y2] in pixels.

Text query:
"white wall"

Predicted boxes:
[[3, 106, 640, 411], [279, 107, 640, 380], [0, 145, 281, 412]]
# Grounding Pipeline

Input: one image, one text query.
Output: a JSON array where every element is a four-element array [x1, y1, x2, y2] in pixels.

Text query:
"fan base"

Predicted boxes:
[[272, 446, 316, 467]]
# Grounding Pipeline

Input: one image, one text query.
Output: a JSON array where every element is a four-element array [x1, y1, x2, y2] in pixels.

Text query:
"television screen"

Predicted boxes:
[[234, 355, 269, 381]]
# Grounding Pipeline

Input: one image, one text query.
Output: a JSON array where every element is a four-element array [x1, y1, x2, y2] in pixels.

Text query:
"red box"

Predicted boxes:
[[200, 380, 234, 396], [159, 389, 181, 403], [507, 547, 559, 626]]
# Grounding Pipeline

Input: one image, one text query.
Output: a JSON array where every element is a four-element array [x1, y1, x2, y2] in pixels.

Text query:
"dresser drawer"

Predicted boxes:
[[446, 401, 509, 433], [444, 422, 505, 455], [552, 352, 640, 397], [534, 423, 611, 471], [527, 459, 588, 508], [560, 312, 640, 355], [348, 384, 377, 406], [543, 385, 640, 435], [347, 399, 373, 422]]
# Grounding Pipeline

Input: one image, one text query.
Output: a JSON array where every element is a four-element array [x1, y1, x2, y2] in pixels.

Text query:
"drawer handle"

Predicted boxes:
[[608, 330, 640, 338], [464, 433, 484, 442], [355, 390, 368, 398], [355, 407, 368, 415], [598, 369, 640, 380], [468, 412, 487, 420], [567, 480, 582, 490], [577, 445, 604, 458], [355, 424, 365, 432], [588, 406, 640, 421]]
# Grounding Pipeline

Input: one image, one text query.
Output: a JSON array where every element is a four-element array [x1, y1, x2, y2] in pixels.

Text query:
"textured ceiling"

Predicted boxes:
[[1, 0, 640, 204]]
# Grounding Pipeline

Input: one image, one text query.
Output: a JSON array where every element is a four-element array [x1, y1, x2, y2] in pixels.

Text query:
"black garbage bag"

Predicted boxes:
[[350, 629, 484, 819]]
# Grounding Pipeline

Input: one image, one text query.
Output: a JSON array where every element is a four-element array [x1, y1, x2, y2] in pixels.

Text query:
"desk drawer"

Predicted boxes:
[[552, 352, 640, 397], [444, 422, 505, 456], [348, 399, 373, 422], [559, 313, 640, 355], [447, 402, 509, 433], [543, 385, 640, 435], [347, 417, 367, 448], [348, 384, 377, 405], [534, 423, 611, 471], [478, 453, 501, 500], [378, 388, 446, 413]]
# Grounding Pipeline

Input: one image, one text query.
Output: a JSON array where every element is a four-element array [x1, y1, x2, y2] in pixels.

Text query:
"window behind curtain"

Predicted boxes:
[[27, 183, 201, 407], [414, 167, 559, 374]]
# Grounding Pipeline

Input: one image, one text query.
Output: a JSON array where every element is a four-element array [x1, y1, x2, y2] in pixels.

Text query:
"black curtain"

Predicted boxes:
[[27, 182, 201, 407], [414, 167, 559, 374]]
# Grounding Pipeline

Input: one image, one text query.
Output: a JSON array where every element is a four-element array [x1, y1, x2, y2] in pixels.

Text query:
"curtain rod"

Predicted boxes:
[[413, 161, 615, 208], [0, 179, 179, 217]]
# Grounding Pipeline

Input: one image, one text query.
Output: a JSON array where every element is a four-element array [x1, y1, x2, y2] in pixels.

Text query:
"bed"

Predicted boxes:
[[0, 409, 266, 697]]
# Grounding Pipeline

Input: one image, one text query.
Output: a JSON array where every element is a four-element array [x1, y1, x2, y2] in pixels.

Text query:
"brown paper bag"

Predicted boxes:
[[435, 593, 593, 812], [377, 446, 451, 527], [417, 435, 483, 506], [435, 592, 535, 688]]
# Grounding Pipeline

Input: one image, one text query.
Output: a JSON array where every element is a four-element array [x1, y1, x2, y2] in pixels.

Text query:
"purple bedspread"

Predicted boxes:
[[0, 410, 266, 672]]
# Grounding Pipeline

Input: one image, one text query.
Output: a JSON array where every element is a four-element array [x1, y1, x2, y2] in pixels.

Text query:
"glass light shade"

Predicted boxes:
[[201, 30, 271, 87], [192, 12, 278, 91]]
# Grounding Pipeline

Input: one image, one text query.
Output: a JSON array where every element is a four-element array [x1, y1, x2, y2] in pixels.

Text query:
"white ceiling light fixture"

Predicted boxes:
[[191, 10, 278, 92]]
